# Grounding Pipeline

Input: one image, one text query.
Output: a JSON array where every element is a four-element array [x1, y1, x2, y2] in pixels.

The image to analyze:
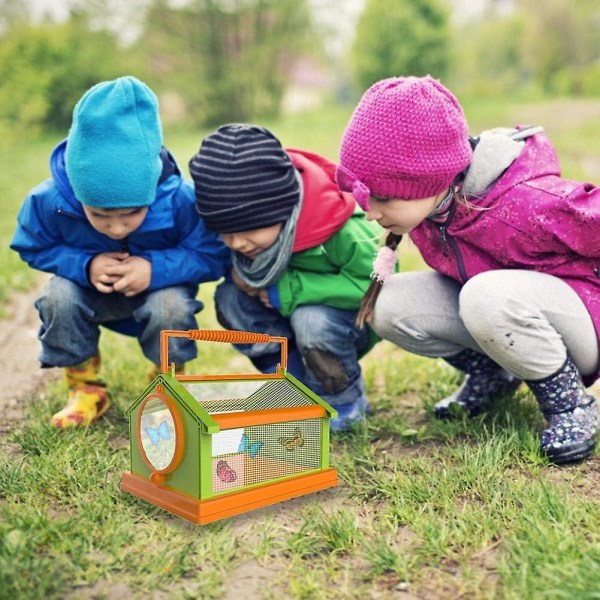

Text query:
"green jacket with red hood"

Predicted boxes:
[[267, 149, 381, 325]]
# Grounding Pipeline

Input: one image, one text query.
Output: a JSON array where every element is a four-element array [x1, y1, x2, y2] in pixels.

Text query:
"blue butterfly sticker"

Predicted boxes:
[[145, 420, 171, 446], [238, 433, 263, 458]]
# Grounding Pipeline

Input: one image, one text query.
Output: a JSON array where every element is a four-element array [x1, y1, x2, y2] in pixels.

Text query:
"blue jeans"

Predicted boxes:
[[35, 276, 203, 367], [214, 282, 371, 408]]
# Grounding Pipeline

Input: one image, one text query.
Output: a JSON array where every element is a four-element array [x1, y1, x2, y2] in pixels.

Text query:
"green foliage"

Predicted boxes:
[[2, 99, 600, 598], [519, 0, 600, 94], [350, 0, 450, 92], [0, 17, 139, 136], [452, 13, 531, 98], [451, 0, 600, 98], [139, 0, 316, 127]]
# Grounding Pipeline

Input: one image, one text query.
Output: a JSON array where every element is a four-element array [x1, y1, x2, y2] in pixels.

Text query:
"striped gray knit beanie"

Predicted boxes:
[[189, 124, 300, 233]]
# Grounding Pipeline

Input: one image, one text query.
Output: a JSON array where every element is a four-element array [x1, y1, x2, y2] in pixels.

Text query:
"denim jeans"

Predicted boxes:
[[214, 282, 371, 408], [35, 276, 203, 367]]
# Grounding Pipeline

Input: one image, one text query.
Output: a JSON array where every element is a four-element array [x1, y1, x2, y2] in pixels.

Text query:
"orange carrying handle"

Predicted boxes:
[[159, 329, 288, 375]]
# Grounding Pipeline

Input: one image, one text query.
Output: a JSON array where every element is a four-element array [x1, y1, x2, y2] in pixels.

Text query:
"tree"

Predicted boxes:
[[450, 11, 528, 97], [519, 0, 600, 94], [449, 0, 600, 97], [0, 0, 29, 34], [139, 0, 315, 126], [350, 0, 450, 92], [0, 15, 138, 134]]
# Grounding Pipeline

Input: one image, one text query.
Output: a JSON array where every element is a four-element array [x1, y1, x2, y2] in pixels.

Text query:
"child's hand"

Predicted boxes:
[[258, 289, 273, 309], [89, 252, 129, 293], [231, 268, 260, 297], [109, 256, 152, 297]]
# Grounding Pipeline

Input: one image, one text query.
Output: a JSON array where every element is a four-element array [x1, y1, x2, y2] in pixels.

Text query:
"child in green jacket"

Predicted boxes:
[[189, 124, 381, 431]]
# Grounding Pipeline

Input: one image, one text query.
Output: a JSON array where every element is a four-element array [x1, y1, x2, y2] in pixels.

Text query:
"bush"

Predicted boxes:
[[550, 63, 600, 97], [0, 18, 139, 135], [350, 0, 450, 92]]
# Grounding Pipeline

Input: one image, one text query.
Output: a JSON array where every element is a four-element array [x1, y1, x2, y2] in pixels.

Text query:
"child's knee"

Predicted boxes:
[[303, 348, 350, 394], [290, 305, 329, 346], [36, 277, 85, 318], [459, 272, 514, 339], [143, 287, 202, 323], [289, 306, 357, 393]]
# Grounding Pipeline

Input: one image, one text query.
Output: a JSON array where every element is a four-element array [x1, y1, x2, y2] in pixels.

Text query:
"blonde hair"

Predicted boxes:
[[356, 232, 402, 328]]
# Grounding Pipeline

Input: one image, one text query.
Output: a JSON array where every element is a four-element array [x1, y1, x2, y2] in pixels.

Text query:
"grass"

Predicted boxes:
[[2, 96, 600, 598]]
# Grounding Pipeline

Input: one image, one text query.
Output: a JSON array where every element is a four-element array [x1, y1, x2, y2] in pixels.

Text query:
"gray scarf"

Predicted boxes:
[[232, 172, 303, 288]]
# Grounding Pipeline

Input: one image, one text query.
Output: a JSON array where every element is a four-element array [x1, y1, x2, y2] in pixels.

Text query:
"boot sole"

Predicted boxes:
[[434, 404, 484, 420], [544, 438, 597, 464]]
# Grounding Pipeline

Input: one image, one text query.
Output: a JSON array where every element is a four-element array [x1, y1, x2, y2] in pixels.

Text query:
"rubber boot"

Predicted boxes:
[[52, 354, 110, 428], [526, 356, 598, 464], [329, 388, 371, 433], [434, 348, 521, 419]]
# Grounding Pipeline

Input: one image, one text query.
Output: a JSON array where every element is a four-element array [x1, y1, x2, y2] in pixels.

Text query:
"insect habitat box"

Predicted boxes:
[[121, 329, 339, 524]]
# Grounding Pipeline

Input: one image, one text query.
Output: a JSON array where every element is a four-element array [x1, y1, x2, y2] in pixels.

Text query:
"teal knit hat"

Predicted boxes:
[[66, 76, 163, 208]]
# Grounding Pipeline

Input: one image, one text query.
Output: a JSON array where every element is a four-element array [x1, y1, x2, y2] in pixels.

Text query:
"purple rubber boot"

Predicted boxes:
[[526, 356, 598, 464], [434, 349, 521, 419]]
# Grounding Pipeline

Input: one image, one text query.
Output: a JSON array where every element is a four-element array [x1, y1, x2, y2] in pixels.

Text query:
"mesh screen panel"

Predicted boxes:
[[184, 379, 312, 414], [211, 419, 322, 493]]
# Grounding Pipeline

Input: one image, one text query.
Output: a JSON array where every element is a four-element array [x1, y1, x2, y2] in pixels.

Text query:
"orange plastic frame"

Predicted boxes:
[[160, 329, 288, 378], [121, 468, 339, 525], [136, 392, 185, 486]]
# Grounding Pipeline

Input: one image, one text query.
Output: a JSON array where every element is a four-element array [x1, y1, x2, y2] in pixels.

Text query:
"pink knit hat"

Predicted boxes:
[[336, 76, 473, 210]]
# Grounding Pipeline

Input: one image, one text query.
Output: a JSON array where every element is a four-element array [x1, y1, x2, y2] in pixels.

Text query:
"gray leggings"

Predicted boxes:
[[372, 270, 599, 381]]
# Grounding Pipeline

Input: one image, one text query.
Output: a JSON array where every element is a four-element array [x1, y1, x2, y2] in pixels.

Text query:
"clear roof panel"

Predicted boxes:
[[182, 379, 313, 414]]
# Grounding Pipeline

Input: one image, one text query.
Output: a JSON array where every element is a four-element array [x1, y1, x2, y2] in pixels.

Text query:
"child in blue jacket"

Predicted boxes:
[[11, 76, 228, 428]]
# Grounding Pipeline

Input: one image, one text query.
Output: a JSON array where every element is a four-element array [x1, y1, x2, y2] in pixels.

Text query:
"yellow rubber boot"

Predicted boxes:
[[147, 362, 186, 382], [52, 354, 110, 428]]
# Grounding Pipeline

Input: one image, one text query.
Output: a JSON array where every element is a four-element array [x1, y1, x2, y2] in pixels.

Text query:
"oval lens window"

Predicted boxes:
[[139, 396, 177, 471]]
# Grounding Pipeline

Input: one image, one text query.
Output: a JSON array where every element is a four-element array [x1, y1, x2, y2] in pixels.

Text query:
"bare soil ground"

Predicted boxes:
[[0, 275, 59, 437]]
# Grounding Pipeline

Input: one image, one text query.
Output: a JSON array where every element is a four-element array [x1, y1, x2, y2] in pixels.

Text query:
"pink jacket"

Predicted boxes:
[[410, 131, 600, 383]]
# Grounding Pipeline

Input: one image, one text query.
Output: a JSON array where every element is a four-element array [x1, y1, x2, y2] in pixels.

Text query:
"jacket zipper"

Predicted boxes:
[[57, 208, 86, 221], [434, 204, 468, 283], [445, 231, 468, 283]]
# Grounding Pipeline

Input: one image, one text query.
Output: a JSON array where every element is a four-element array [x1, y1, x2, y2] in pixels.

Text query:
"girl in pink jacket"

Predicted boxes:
[[336, 75, 599, 464]]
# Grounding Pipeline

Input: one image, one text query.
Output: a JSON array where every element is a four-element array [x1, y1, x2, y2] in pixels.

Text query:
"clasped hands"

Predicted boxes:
[[89, 252, 151, 297]]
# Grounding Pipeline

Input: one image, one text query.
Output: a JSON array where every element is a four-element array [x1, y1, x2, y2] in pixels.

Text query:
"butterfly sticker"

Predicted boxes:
[[238, 433, 263, 458], [279, 428, 304, 451], [145, 420, 171, 446], [216, 460, 237, 483]]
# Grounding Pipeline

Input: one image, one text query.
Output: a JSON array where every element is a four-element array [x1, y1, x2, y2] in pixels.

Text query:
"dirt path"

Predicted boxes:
[[0, 275, 59, 436]]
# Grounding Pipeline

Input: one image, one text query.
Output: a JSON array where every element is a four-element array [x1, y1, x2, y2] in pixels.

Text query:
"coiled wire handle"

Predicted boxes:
[[159, 329, 288, 374]]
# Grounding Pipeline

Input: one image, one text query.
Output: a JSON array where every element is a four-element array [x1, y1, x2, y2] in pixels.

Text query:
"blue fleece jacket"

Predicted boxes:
[[11, 140, 229, 290]]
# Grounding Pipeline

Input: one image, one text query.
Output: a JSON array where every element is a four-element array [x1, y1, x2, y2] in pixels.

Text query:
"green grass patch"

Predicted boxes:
[[3, 306, 600, 597], [2, 98, 600, 598]]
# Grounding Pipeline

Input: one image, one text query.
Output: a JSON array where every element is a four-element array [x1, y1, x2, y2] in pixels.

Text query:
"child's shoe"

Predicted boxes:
[[330, 395, 372, 432], [52, 354, 110, 428], [434, 348, 521, 419], [51, 383, 110, 428], [146, 362, 186, 382], [526, 356, 598, 464]]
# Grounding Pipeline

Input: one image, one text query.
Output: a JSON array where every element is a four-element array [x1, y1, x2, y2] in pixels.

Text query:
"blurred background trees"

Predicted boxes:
[[453, 0, 600, 97], [139, 0, 314, 126], [351, 0, 450, 90], [0, 0, 599, 136], [0, 15, 135, 133]]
